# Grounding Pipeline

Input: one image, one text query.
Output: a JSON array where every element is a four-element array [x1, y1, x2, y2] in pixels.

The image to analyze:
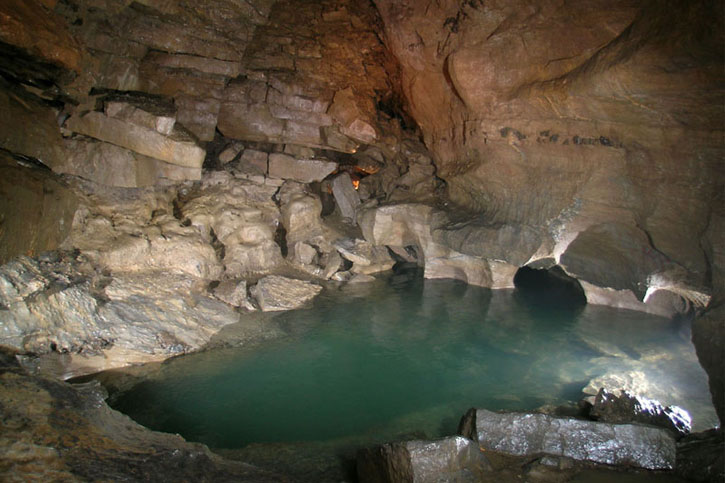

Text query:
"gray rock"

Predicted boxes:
[[331, 172, 361, 221], [459, 408, 676, 470], [268, 153, 337, 183], [590, 388, 691, 439], [213, 279, 255, 310], [293, 241, 318, 266], [239, 149, 269, 174], [357, 436, 491, 483], [250, 275, 322, 312], [334, 238, 394, 275]]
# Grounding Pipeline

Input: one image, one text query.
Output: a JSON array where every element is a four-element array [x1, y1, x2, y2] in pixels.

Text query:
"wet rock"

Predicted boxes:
[[334, 238, 394, 275], [250, 275, 322, 312], [357, 436, 491, 483], [590, 388, 691, 439], [676, 429, 725, 482], [459, 408, 676, 470], [65, 110, 206, 169], [0, 352, 289, 481], [692, 303, 725, 426], [268, 153, 337, 183], [331, 172, 361, 221]]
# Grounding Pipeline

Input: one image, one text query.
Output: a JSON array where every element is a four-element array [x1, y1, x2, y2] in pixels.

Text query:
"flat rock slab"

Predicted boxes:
[[331, 172, 360, 221], [65, 111, 205, 168], [459, 408, 676, 470], [251, 275, 322, 312], [357, 436, 491, 483], [268, 153, 337, 183]]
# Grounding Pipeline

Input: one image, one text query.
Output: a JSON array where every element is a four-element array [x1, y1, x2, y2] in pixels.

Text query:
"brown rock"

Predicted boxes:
[[65, 111, 206, 169], [0, 0, 83, 74], [0, 154, 77, 264]]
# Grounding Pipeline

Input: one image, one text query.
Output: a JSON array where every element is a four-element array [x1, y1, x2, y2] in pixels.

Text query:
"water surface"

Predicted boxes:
[[107, 268, 717, 451]]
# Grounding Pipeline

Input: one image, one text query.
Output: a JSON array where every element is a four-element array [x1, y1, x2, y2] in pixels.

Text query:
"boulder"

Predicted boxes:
[[357, 436, 491, 483], [331, 172, 361, 221], [334, 238, 394, 275], [250, 275, 322, 312], [279, 182, 325, 247], [590, 388, 691, 439], [213, 279, 255, 310], [60, 137, 201, 187], [328, 87, 377, 144], [268, 153, 337, 183], [65, 111, 206, 169], [459, 408, 676, 470]]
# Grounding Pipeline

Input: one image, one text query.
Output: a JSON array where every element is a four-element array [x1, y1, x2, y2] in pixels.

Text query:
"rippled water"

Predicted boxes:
[[105, 267, 717, 452]]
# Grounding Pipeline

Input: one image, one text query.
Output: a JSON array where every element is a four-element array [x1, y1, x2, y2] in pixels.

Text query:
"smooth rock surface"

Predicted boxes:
[[459, 409, 676, 470], [331, 172, 361, 221]]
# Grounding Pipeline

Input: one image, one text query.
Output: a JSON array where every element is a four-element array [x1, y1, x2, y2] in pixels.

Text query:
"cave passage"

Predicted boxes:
[[104, 267, 716, 452]]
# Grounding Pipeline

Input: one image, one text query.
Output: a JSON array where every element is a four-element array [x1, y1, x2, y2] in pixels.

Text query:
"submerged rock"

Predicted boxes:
[[357, 436, 491, 483], [250, 275, 322, 312], [459, 408, 676, 470], [590, 388, 691, 439]]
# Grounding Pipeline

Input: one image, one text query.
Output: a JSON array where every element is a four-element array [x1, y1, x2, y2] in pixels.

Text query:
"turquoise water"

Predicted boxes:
[[107, 267, 716, 451]]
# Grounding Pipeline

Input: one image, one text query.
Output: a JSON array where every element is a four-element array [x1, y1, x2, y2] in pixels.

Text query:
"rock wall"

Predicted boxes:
[[374, 0, 724, 422]]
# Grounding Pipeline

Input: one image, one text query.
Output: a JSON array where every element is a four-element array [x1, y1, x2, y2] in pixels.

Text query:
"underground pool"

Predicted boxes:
[[99, 266, 717, 475]]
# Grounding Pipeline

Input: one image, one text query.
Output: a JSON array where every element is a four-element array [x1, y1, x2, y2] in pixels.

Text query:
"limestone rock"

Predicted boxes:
[[218, 143, 244, 164], [65, 111, 205, 169], [279, 182, 325, 247], [334, 238, 394, 275], [328, 87, 377, 143], [239, 149, 269, 174], [0, 353, 288, 481], [0, 256, 240, 376], [250, 275, 322, 312], [590, 388, 691, 439], [181, 172, 282, 277], [60, 137, 201, 187], [268, 154, 337, 183], [331, 172, 361, 221], [213, 279, 255, 310], [357, 436, 491, 483], [0, 0, 83, 74], [104, 99, 176, 135], [459, 408, 676, 470], [0, 155, 78, 264], [0, 87, 68, 170]]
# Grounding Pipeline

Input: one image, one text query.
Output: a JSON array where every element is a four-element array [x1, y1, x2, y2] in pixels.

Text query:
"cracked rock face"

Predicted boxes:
[[459, 408, 677, 470]]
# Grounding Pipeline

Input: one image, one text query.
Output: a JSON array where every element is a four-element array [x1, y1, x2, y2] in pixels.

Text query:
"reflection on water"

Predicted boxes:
[[106, 267, 717, 451]]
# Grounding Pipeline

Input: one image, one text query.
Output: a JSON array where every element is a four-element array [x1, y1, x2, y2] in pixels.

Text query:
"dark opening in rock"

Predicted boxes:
[[274, 223, 288, 258], [514, 266, 587, 309]]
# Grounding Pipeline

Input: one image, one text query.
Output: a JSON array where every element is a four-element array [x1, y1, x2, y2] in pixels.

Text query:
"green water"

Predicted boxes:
[[107, 267, 717, 451]]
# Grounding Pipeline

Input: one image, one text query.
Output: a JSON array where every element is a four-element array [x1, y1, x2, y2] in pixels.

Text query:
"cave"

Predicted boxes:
[[0, 0, 723, 482]]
